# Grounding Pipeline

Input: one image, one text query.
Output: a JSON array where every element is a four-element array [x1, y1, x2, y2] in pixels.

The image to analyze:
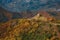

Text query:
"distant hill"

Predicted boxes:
[[0, 7, 60, 23], [0, 7, 37, 22]]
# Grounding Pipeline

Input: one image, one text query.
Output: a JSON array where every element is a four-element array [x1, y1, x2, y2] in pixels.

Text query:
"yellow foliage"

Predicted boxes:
[[0, 15, 60, 40], [24, 22, 30, 27]]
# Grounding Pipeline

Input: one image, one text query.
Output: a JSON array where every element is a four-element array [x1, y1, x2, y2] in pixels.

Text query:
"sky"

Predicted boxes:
[[0, 0, 60, 12]]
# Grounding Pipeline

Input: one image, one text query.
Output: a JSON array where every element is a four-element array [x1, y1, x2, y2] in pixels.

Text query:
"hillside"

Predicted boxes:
[[0, 0, 60, 40], [0, 15, 60, 40]]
